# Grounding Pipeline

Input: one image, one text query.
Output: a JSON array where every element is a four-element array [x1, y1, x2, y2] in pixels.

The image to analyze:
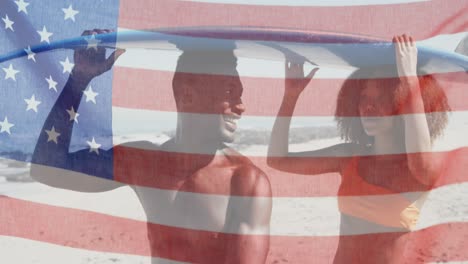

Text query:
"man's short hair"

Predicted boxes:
[[172, 49, 239, 104]]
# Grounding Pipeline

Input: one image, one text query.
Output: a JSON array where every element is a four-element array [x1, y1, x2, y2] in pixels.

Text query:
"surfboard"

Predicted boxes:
[[1, 26, 467, 75]]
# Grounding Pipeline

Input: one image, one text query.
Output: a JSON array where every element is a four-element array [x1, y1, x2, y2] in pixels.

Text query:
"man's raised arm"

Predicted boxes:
[[31, 29, 125, 192]]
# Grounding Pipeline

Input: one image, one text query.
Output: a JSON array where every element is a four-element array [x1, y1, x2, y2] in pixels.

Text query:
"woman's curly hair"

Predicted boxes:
[[335, 67, 451, 145]]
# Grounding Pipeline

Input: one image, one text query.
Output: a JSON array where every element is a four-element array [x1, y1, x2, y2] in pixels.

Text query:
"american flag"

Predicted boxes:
[[1, 0, 467, 263]]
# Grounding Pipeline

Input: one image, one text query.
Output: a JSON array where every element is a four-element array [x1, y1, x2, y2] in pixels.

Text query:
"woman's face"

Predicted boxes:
[[358, 79, 397, 137]]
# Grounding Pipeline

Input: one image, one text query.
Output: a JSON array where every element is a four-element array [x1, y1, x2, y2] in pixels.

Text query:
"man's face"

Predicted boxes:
[[178, 72, 246, 143]]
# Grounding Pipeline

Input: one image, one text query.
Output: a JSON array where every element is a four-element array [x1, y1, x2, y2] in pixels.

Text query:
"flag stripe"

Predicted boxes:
[[2, 236, 461, 264], [118, 0, 468, 40], [111, 108, 468, 156], [111, 67, 467, 116], [4, 176, 468, 236], [181, 0, 430, 7], [1, 195, 467, 263], [0, 236, 171, 264], [112, 146, 468, 196]]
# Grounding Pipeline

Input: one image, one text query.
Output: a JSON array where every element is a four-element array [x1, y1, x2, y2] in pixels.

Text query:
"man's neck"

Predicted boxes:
[[172, 134, 225, 155], [161, 137, 225, 174]]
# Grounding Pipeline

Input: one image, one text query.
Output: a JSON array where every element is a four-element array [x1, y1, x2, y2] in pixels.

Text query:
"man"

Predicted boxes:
[[31, 29, 272, 263]]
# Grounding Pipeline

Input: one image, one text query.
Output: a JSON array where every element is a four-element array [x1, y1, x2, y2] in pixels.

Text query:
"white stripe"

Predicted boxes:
[[0, 236, 184, 264], [115, 49, 354, 79], [3, 164, 468, 236], [111, 107, 468, 155], [179, 0, 429, 7]]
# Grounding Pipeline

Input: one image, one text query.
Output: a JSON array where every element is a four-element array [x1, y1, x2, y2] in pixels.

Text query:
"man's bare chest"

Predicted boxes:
[[133, 168, 235, 232]]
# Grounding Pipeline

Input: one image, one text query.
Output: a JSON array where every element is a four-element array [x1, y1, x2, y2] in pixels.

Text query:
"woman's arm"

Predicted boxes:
[[267, 61, 350, 175], [394, 34, 442, 186]]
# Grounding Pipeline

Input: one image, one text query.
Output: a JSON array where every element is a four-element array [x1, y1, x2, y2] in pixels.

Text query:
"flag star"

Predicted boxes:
[[24, 94, 41, 112], [60, 57, 74, 74], [66, 106, 79, 123], [86, 137, 101, 154], [0, 117, 14, 134], [24, 46, 36, 62], [45, 126, 60, 144], [2, 14, 14, 31], [85, 34, 101, 50], [45, 75, 58, 92], [83, 86, 98, 104], [14, 0, 30, 14], [2, 64, 20, 81], [37, 26, 53, 43], [62, 5, 79, 22]]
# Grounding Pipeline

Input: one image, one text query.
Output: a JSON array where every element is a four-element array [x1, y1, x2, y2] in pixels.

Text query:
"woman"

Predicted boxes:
[[267, 35, 450, 263]]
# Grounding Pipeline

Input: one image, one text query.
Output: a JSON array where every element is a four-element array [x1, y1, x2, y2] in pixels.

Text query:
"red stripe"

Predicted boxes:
[[118, 0, 468, 40], [114, 146, 468, 197], [112, 67, 467, 116], [114, 144, 341, 197], [0, 196, 150, 256], [2, 196, 467, 263], [429, 5, 468, 36]]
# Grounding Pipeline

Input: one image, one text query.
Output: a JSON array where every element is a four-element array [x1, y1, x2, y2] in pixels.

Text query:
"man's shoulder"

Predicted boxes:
[[222, 147, 271, 197]]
